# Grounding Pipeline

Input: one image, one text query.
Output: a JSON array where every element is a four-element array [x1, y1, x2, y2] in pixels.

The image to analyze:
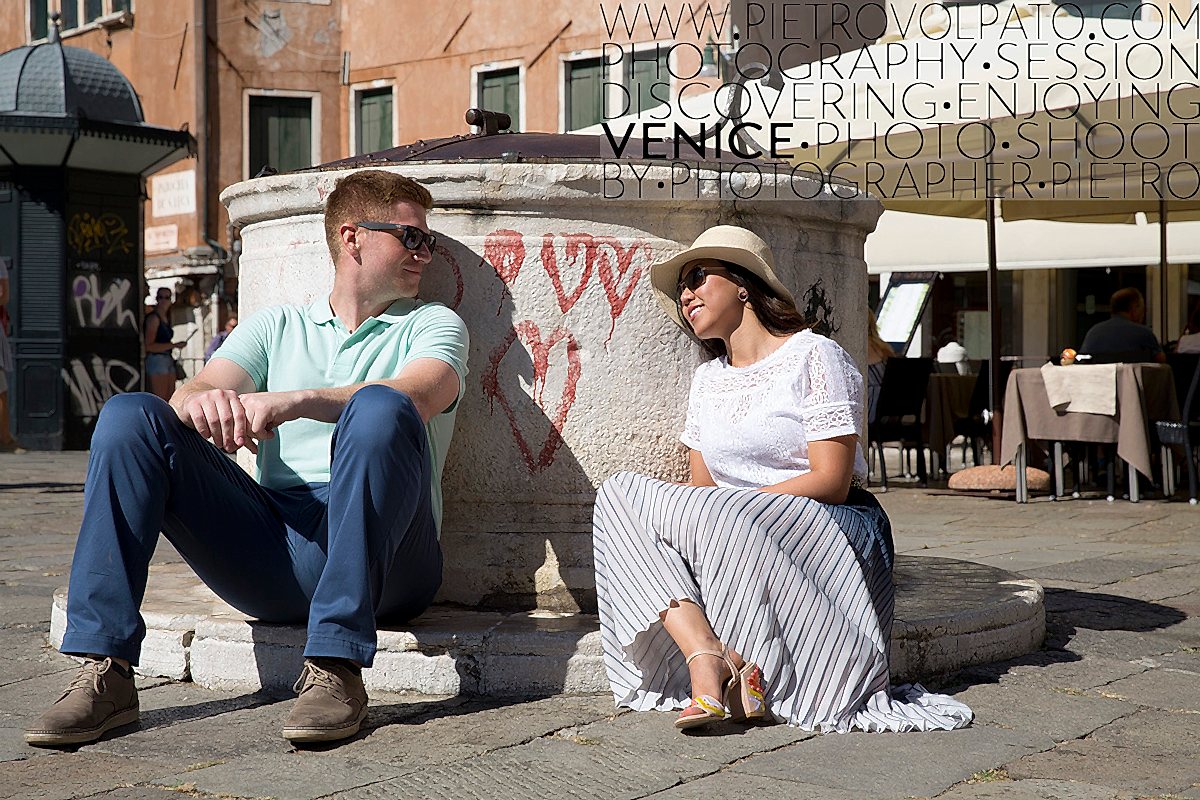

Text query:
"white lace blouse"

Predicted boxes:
[[681, 330, 869, 488]]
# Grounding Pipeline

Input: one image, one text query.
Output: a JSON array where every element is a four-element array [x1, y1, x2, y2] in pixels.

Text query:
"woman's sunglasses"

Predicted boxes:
[[356, 221, 437, 253], [676, 264, 735, 297]]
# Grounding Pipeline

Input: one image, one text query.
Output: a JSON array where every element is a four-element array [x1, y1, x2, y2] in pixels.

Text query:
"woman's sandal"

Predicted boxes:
[[674, 648, 735, 731], [725, 660, 767, 722]]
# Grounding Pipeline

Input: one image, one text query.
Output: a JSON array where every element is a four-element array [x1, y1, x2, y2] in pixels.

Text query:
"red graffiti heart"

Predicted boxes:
[[481, 320, 582, 474], [540, 233, 595, 314], [484, 229, 525, 289], [431, 243, 465, 310], [593, 237, 651, 340]]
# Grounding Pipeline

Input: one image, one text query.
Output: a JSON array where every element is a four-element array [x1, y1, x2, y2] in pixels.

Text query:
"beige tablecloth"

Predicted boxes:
[[1000, 363, 1179, 479]]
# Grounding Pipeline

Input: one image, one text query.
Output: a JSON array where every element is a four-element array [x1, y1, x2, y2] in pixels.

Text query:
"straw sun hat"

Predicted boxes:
[[649, 225, 797, 334]]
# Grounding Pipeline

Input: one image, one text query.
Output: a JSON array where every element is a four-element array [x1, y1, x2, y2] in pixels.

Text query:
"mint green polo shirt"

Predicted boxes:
[[214, 296, 469, 534]]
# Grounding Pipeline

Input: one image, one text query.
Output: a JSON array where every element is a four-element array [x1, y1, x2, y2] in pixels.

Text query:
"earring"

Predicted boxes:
[[738, 290, 749, 302]]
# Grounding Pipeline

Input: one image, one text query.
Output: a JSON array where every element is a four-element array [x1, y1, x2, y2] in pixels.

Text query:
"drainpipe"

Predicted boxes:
[[194, 0, 208, 252], [194, 0, 229, 343]]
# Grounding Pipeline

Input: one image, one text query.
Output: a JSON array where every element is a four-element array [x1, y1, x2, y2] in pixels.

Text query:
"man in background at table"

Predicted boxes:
[[1080, 288, 1166, 364]]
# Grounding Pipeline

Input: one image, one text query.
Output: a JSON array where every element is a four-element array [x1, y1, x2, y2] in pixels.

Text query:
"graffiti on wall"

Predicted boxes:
[[484, 229, 651, 337], [800, 278, 839, 337], [476, 228, 655, 472], [67, 212, 133, 258], [431, 243, 465, 310], [62, 356, 139, 423], [70, 274, 139, 331], [481, 321, 581, 474]]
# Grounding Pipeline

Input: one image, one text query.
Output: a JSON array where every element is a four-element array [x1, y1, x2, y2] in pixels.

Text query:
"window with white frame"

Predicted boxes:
[[563, 46, 671, 131], [30, 0, 132, 40], [246, 93, 316, 178], [565, 57, 606, 132], [355, 87, 393, 155], [477, 67, 521, 132]]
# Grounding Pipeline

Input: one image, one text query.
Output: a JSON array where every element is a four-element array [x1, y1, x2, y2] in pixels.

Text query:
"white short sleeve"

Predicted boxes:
[[680, 363, 707, 450], [799, 337, 863, 441]]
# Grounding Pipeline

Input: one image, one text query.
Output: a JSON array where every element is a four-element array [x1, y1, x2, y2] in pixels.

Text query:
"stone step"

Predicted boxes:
[[49, 555, 1044, 695]]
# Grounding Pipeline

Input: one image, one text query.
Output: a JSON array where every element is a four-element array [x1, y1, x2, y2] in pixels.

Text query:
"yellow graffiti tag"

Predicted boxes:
[[67, 212, 133, 257]]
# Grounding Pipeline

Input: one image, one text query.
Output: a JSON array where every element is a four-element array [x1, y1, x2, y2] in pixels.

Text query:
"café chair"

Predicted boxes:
[[952, 359, 1013, 468], [868, 357, 935, 490], [1155, 352, 1200, 504]]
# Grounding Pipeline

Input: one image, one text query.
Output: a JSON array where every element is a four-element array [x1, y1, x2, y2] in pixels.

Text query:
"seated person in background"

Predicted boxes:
[[1175, 307, 1200, 354], [1080, 288, 1165, 363], [936, 338, 969, 375]]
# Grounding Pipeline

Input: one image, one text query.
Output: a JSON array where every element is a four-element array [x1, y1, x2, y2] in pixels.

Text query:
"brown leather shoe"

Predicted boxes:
[[24, 657, 139, 747], [281, 658, 367, 743]]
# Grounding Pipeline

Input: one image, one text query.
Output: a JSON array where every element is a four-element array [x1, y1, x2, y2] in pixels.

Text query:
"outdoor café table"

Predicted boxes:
[[999, 363, 1179, 503], [927, 373, 977, 475]]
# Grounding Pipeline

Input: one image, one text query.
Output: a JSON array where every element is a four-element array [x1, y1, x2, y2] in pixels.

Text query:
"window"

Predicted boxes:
[[627, 48, 670, 114], [565, 57, 606, 132], [28, 1, 47, 40], [477, 67, 520, 132], [247, 94, 314, 178], [30, 0, 133, 38], [355, 88, 393, 155], [30, 0, 133, 39]]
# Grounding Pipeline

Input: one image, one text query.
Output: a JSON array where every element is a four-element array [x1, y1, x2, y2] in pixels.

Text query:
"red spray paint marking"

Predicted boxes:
[[481, 320, 582, 474], [432, 244, 465, 310], [540, 233, 595, 314], [593, 237, 651, 342], [483, 229, 525, 313]]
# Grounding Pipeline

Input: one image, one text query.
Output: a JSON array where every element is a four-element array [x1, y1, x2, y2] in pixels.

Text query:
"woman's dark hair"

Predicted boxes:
[[683, 260, 811, 358]]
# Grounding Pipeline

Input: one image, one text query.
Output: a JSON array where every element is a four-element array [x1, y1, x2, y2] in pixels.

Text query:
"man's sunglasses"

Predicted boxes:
[[356, 221, 437, 253], [676, 264, 735, 297]]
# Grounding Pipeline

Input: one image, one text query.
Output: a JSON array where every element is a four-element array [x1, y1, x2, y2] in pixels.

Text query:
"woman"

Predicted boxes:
[[867, 310, 896, 423], [144, 288, 183, 402], [592, 226, 971, 733]]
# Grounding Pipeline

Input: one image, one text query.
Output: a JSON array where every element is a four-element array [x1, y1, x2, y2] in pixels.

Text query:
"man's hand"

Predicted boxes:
[[240, 391, 308, 442], [177, 388, 258, 454]]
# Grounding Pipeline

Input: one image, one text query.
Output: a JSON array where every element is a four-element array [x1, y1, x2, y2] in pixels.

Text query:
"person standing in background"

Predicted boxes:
[[204, 315, 238, 362], [0, 256, 24, 453], [144, 288, 185, 401]]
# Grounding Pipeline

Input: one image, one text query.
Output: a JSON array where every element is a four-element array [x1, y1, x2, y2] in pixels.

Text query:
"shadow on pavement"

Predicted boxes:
[[931, 589, 1187, 692], [136, 690, 285, 732]]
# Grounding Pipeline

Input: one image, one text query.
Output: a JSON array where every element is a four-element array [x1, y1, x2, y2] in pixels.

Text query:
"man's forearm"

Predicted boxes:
[[293, 383, 374, 423]]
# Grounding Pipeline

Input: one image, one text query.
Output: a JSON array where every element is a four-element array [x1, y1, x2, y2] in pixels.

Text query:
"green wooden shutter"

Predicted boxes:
[[248, 96, 313, 177], [567, 58, 605, 131], [357, 88, 393, 154], [629, 50, 670, 113], [479, 68, 520, 132]]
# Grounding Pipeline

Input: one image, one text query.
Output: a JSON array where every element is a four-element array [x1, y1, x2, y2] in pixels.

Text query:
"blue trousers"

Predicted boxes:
[[60, 386, 442, 668]]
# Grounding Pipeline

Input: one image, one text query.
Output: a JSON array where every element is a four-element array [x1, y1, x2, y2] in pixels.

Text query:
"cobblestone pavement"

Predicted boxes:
[[2, 452, 1198, 800]]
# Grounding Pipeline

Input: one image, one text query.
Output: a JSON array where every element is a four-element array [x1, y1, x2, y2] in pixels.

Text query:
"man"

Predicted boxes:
[[1080, 288, 1166, 363], [24, 170, 468, 746], [203, 315, 238, 362]]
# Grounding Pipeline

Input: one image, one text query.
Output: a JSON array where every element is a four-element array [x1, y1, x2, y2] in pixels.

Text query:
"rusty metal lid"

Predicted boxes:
[[298, 108, 794, 172], [303, 130, 795, 172]]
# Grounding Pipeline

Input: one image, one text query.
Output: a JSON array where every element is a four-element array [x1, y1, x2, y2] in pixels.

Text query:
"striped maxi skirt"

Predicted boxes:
[[592, 471, 973, 733]]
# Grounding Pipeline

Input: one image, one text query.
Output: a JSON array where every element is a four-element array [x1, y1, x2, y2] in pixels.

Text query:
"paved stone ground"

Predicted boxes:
[[2, 451, 1198, 800]]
